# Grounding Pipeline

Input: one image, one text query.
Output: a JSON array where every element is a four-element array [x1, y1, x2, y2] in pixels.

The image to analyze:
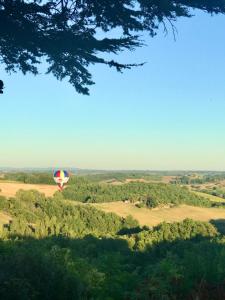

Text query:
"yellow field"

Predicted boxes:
[[192, 190, 225, 203], [0, 182, 57, 197], [0, 182, 57, 226], [93, 202, 225, 227]]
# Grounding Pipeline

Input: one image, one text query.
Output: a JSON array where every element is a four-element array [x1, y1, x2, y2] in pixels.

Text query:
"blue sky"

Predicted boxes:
[[1, 10, 225, 170]]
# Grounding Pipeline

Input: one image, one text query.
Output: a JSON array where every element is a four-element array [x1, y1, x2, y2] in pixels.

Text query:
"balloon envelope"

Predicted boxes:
[[53, 170, 69, 189]]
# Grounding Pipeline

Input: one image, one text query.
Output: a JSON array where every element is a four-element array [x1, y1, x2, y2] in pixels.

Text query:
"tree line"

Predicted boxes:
[[62, 181, 223, 208], [172, 173, 225, 185], [1, 171, 162, 184]]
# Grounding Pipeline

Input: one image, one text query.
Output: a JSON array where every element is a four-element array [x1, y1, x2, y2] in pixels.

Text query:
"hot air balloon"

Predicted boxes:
[[53, 170, 70, 191]]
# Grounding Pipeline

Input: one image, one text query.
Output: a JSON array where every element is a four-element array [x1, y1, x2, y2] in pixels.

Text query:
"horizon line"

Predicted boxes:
[[1, 167, 225, 172]]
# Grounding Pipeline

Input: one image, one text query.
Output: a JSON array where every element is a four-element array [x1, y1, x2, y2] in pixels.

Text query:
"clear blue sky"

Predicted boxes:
[[1, 10, 225, 170]]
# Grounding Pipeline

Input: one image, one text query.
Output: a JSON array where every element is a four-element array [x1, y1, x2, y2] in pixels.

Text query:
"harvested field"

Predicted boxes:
[[0, 182, 57, 197], [161, 176, 176, 183], [93, 201, 225, 227]]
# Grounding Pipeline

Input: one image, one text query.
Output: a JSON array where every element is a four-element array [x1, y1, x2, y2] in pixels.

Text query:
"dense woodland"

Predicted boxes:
[[62, 182, 224, 209], [0, 190, 140, 237], [0, 190, 224, 299]]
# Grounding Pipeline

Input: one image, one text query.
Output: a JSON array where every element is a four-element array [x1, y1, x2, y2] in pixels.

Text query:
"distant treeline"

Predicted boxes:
[[172, 173, 225, 185], [200, 187, 225, 199], [62, 181, 225, 208], [78, 172, 162, 182], [4, 171, 225, 186], [0, 190, 225, 299], [2, 172, 54, 184], [1, 172, 87, 185], [1, 171, 162, 184]]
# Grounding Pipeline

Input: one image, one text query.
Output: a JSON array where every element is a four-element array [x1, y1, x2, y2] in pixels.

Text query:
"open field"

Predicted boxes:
[[93, 202, 225, 227], [161, 176, 177, 183], [192, 190, 225, 203], [0, 182, 57, 197]]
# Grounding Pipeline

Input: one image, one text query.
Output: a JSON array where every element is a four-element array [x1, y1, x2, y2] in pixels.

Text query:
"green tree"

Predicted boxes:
[[1, 0, 225, 94]]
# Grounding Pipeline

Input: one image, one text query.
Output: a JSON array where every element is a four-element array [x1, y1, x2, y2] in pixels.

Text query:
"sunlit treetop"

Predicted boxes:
[[1, 0, 225, 94]]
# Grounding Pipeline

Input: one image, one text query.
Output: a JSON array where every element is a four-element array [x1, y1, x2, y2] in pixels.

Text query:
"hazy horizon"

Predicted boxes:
[[1, 167, 225, 173]]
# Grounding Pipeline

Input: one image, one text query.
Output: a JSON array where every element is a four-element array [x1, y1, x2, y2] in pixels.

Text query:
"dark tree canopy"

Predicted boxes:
[[0, 79, 3, 93], [1, 0, 225, 94]]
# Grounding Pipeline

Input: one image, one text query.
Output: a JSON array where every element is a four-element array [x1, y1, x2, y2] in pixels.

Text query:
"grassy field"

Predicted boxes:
[[93, 202, 225, 227]]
